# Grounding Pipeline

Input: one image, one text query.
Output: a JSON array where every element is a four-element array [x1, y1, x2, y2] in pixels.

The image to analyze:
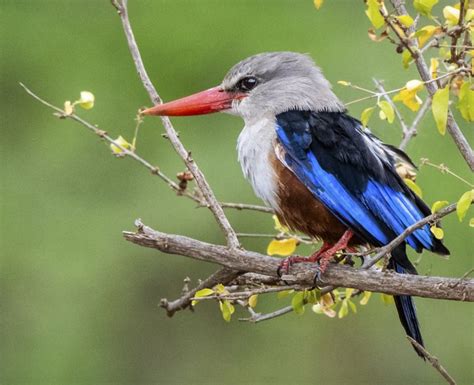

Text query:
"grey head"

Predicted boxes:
[[220, 51, 345, 121]]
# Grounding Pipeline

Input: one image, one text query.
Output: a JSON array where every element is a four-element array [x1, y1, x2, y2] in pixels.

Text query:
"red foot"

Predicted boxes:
[[277, 242, 331, 276], [315, 230, 354, 274], [277, 230, 354, 276]]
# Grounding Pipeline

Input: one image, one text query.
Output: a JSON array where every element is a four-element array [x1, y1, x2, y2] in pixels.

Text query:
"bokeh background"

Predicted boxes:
[[1, 1, 473, 384]]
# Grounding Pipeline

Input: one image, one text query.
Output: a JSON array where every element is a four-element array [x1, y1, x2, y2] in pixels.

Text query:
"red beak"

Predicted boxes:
[[141, 86, 244, 116]]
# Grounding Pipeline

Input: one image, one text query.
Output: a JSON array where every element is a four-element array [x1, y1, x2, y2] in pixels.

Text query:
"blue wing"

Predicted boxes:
[[276, 110, 448, 254]]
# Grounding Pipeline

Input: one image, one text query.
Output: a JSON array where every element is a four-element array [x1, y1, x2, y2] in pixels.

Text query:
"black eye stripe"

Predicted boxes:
[[237, 76, 258, 92]]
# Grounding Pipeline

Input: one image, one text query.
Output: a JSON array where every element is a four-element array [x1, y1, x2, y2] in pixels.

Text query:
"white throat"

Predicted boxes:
[[237, 116, 278, 208]]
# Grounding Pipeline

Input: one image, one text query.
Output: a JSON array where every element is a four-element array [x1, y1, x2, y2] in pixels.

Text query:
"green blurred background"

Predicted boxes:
[[1, 1, 472, 384]]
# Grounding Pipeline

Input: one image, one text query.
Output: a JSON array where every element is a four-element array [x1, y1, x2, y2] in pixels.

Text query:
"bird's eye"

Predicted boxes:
[[237, 76, 258, 92]]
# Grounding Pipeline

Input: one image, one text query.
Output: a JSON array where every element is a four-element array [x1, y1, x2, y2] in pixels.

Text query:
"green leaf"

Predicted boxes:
[[456, 82, 474, 122], [413, 0, 439, 17], [365, 0, 385, 29], [401, 49, 412, 69], [219, 300, 235, 322], [291, 291, 306, 315], [404, 178, 423, 198], [432, 86, 450, 135], [348, 300, 357, 314], [277, 289, 294, 299], [360, 291, 372, 305], [377, 100, 395, 123], [248, 294, 258, 308], [456, 190, 474, 222], [431, 200, 449, 213], [191, 288, 215, 306], [338, 300, 349, 318], [430, 225, 444, 240], [361, 106, 375, 127]]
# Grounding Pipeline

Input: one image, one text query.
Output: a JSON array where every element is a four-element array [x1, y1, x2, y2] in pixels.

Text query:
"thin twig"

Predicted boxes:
[[113, 0, 240, 249], [399, 96, 432, 150], [407, 337, 457, 385], [20, 83, 272, 214]]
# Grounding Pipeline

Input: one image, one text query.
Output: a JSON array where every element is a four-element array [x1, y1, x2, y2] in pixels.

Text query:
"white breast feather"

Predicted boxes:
[[237, 117, 278, 209]]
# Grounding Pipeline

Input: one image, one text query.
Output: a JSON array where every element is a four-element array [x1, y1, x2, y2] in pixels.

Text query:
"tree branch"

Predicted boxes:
[[123, 218, 474, 302], [112, 0, 240, 249]]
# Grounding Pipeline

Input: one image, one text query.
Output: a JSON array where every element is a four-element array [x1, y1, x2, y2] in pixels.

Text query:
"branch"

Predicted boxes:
[[123, 218, 474, 302], [389, 0, 474, 171], [160, 267, 242, 317], [407, 337, 457, 385], [20, 83, 270, 215], [112, 0, 240, 249]]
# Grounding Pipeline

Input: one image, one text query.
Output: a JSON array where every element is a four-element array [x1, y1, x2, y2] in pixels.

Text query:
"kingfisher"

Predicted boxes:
[[142, 52, 449, 356]]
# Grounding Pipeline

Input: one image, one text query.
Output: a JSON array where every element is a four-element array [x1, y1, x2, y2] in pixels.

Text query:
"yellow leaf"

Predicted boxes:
[[110, 135, 134, 155], [380, 293, 394, 305], [469, 218, 474, 227], [277, 289, 293, 299], [267, 238, 297, 256], [430, 58, 439, 79], [397, 15, 414, 27], [272, 215, 290, 233], [63, 100, 74, 116], [365, 0, 385, 29], [77, 91, 95, 110], [415, 25, 440, 47], [413, 0, 438, 17], [345, 288, 355, 299], [313, 0, 323, 9], [430, 226, 444, 239], [214, 283, 227, 294], [377, 100, 395, 123], [360, 291, 372, 305], [401, 49, 412, 69], [337, 80, 351, 86], [393, 80, 424, 112], [404, 178, 423, 198], [191, 288, 215, 306], [432, 86, 450, 135], [248, 294, 258, 308], [443, 6, 460, 26], [456, 190, 474, 222], [456, 82, 474, 122], [312, 293, 336, 318], [361, 106, 375, 127], [431, 200, 449, 213]]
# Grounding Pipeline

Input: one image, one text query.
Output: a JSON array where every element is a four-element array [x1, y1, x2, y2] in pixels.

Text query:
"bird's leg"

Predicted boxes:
[[316, 230, 354, 275], [277, 242, 332, 276]]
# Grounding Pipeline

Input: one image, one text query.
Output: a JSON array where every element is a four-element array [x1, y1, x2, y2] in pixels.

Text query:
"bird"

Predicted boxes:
[[142, 51, 450, 357]]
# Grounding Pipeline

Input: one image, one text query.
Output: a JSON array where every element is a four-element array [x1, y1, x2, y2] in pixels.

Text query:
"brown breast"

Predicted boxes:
[[271, 149, 362, 245]]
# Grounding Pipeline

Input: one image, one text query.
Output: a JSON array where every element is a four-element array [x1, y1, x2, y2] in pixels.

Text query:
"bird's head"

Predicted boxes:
[[142, 51, 344, 122]]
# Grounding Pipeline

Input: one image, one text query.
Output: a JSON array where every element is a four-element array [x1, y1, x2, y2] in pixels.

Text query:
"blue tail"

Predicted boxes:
[[389, 246, 425, 359]]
